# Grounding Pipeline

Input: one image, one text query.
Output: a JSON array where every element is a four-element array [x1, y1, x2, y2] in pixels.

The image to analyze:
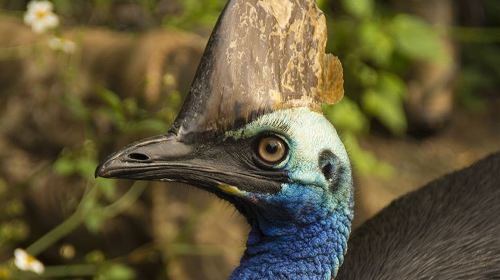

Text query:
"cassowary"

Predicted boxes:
[[96, 0, 500, 279]]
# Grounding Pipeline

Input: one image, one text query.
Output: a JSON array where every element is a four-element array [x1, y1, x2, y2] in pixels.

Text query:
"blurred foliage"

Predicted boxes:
[[323, 0, 445, 175], [327, 1, 439, 133], [455, 0, 500, 111], [161, 0, 225, 29], [0, 178, 29, 251]]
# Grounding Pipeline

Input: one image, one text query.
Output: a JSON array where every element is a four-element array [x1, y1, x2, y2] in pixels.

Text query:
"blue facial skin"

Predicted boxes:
[[224, 108, 353, 280]]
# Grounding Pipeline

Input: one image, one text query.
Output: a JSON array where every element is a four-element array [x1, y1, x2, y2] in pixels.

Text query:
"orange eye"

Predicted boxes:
[[257, 136, 287, 164]]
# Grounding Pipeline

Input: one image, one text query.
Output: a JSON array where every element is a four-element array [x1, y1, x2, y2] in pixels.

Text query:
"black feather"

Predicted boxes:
[[337, 152, 500, 280]]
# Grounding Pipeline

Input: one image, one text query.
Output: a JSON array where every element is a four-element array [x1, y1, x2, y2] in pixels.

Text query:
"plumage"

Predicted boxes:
[[95, 0, 500, 279], [337, 152, 500, 280]]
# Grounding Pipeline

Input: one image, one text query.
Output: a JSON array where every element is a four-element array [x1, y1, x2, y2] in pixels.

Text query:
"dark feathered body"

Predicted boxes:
[[337, 152, 500, 279]]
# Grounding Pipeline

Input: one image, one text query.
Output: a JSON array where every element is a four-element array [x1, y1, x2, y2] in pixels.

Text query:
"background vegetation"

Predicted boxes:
[[0, 0, 498, 279]]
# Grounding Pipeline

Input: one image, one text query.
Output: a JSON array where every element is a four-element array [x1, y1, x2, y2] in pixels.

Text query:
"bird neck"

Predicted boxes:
[[229, 208, 351, 280]]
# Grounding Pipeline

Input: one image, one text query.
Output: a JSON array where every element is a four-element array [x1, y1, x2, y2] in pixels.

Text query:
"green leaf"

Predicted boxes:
[[96, 179, 117, 200], [323, 98, 368, 134], [162, 0, 225, 30], [52, 0, 72, 14], [85, 250, 106, 263], [390, 14, 443, 61], [341, 132, 393, 177], [358, 64, 379, 87], [166, 90, 183, 109], [98, 88, 124, 117], [54, 157, 77, 176], [377, 72, 406, 100], [96, 264, 135, 280], [5, 200, 24, 216], [0, 220, 29, 241], [84, 210, 106, 233], [359, 21, 394, 66], [64, 95, 90, 121], [123, 98, 138, 116], [341, 0, 373, 18], [359, 72, 408, 135], [362, 89, 407, 135], [76, 158, 98, 178], [316, 0, 328, 10]]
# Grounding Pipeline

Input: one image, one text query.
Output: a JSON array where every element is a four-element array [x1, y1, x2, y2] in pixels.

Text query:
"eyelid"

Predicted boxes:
[[256, 130, 291, 146]]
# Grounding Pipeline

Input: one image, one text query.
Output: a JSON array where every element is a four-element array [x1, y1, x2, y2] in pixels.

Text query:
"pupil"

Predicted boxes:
[[266, 142, 278, 154]]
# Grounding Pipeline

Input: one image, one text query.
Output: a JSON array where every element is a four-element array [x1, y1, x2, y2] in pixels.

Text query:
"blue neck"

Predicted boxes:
[[229, 208, 351, 280]]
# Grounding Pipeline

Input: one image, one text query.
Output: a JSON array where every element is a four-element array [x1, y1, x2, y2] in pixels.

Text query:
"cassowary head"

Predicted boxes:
[[96, 0, 353, 275], [96, 107, 352, 232], [96, 0, 351, 230]]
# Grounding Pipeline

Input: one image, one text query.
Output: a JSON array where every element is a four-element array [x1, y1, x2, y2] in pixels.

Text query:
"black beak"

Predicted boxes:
[[95, 134, 196, 181], [95, 134, 287, 195]]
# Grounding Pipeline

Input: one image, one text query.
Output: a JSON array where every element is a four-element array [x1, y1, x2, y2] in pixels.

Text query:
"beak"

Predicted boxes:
[[95, 134, 194, 181], [95, 134, 287, 195]]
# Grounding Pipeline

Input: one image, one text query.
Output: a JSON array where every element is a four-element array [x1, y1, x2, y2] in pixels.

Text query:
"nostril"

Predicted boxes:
[[128, 153, 150, 161]]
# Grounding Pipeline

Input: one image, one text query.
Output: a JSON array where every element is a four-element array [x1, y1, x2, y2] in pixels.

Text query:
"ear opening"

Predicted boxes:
[[318, 150, 340, 189]]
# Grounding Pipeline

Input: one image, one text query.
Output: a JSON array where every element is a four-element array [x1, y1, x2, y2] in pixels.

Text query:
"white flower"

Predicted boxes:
[[48, 36, 77, 54], [24, 1, 59, 34], [14, 249, 45, 275]]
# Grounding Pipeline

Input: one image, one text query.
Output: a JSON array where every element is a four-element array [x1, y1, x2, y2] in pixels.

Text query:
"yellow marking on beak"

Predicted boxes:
[[218, 184, 242, 196]]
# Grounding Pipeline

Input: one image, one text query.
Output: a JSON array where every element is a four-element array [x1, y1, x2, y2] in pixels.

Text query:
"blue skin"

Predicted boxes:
[[224, 108, 354, 280]]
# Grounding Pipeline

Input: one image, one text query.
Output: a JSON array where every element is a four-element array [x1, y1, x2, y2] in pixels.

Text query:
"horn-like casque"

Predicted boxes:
[[171, 0, 344, 135]]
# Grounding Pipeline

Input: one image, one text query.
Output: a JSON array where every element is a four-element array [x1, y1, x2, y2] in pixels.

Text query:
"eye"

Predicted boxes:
[[256, 135, 288, 165]]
